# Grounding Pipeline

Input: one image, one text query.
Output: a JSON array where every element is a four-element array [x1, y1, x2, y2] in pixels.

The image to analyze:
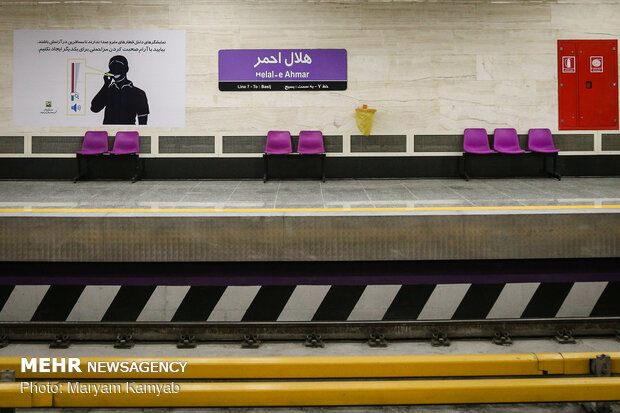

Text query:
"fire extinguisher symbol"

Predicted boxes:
[[562, 56, 576, 73]]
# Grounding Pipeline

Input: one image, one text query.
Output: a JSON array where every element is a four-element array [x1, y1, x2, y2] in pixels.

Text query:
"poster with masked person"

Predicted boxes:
[[90, 55, 149, 125], [13, 30, 184, 127]]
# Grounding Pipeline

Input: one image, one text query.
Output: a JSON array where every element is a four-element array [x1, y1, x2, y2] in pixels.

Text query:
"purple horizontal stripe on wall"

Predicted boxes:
[[0, 260, 617, 286], [218, 49, 347, 82]]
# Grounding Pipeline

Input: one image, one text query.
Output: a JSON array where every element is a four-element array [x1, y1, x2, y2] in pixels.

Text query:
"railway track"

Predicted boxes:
[[1, 318, 618, 344]]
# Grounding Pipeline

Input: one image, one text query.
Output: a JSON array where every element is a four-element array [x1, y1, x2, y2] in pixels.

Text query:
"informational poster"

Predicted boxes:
[[13, 30, 186, 127], [218, 49, 347, 91]]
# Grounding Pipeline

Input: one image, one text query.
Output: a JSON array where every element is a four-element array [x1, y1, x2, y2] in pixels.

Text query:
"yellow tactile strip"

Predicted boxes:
[[0, 205, 618, 214]]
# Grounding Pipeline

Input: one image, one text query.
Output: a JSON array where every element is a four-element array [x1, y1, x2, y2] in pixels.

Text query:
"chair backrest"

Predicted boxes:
[[79, 131, 108, 154], [297, 131, 325, 154], [111, 131, 140, 154], [528, 128, 558, 151], [265, 131, 292, 154], [493, 128, 523, 152], [463, 128, 492, 153]]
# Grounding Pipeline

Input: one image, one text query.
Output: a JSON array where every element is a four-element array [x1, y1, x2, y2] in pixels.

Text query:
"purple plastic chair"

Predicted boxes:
[[528, 129, 559, 153], [463, 128, 494, 154], [460, 128, 494, 180], [74, 131, 108, 182], [263, 131, 292, 182], [298, 131, 325, 154], [493, 128, 525, 154], [110, 131, 140, 155], [265, 131, 292, 155], [298, 131, 326, 182], [77, 131, 108, 155], [110, 131, 141, 182], [528, 128, 561, 180]]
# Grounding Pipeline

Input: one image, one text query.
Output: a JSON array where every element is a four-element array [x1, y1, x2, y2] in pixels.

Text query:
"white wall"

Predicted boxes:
[[0, 0, 619, 154]]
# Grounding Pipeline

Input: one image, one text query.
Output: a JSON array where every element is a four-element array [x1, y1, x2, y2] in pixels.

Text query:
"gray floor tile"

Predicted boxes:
[[363, 188, 418, 201], [77, 202, 146, 209], [446, 182, 513, 201], [357, 179, 406, 189], [274, 201, 326, 209], [401, 181, 449, 191], [236, 181, 279, 189], [484, 180, 549, 197], [370, 202, 418, 208], [469, 200, 528, 207], [451, 190, 513, 201], [181, 193, 235, 203], [518, 200, 597, 206], [219, 202, 278, 209], [402, 178, 456, 186], [228, 182, 279, 202], [135, 190, 190, 202], [323, 203, 377, 209], [189, 181, 240, 193], [146, 181, 200, 189], [407, 188, 464, 201], [228, 192, 278, 203], [409, 200, 475, 208], [322, 188, 370, 202], [496, 190, 550, 200], [276, 195, 324, 207], [278, 181, 323, 190]]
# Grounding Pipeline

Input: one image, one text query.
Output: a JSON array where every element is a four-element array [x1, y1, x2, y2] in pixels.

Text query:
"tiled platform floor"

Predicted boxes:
[[0, 177, 618, 213]]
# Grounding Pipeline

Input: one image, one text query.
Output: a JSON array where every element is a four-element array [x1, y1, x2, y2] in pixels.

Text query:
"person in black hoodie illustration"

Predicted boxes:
[[91, 55, 149, 125]]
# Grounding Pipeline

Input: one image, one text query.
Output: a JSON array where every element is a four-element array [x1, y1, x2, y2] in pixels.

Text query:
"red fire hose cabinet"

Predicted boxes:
[[558, 39, 618, 130]]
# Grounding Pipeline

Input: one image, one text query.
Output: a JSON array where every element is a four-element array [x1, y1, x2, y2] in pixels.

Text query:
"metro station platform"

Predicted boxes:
[[0, 177, 618, 325], [0, 177, 618, 262]]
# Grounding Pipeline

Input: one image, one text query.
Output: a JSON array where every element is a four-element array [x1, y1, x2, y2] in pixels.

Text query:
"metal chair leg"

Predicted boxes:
[[543, 153, 561, 180], [263, 154, 268, 183], [131, 154, 140, 183], [551, 153, 561, 181], [321, 154, 326, 182], [460, 154, 470, 181], [73, 155, 82, 183]]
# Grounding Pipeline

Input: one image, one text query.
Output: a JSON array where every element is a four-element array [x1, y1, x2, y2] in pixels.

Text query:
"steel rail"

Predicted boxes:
[[0, 318, 618, 342]]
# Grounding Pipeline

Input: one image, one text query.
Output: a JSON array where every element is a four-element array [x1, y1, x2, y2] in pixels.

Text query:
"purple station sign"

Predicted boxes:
[[218, 49, 347, 91]]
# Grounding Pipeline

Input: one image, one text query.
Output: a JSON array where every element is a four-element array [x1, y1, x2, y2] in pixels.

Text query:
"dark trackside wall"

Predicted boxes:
[[0, 155, 618, 180]]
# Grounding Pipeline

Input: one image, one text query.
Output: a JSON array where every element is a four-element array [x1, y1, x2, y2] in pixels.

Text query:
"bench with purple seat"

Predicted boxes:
[[528, 128, 561, 180], [460, 128, 561, 180], [73, 131, 109, 183], [459, 128, 495, 181], [74, 131, 142, 183], [109, 131, 142, 183], [263, 130, 326, 182]]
